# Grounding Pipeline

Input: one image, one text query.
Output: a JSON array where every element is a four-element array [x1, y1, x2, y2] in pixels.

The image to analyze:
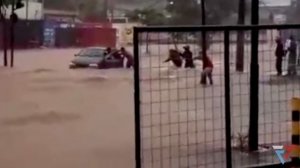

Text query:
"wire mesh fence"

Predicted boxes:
[[134, 25, 300, 168]]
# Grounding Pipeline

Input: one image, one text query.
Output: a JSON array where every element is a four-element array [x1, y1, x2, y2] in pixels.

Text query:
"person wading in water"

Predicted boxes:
[[164, 49, 183, 68], [275, 37, 285, 76], [180, 46, 195, 68]]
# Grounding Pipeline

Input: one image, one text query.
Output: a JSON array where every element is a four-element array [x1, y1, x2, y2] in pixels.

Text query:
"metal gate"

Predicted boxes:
[[133, 24, 300, 168]]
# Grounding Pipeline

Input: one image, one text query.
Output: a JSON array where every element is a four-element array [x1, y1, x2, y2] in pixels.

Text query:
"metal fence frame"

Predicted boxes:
[[133, 24, 300, 168]]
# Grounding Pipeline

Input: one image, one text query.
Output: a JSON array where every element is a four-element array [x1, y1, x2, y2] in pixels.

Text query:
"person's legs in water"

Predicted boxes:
[[276, 57, 282, 76], [207, 68, 213, 85], [185, 59, 195, 68], [126, 63, 131, 68], [184, 60, 189, 68], [126, 59, 133, 68], [173, 59, 182, 68], [288, 55, 297, 75], [293, 64, 297, 75], [201, 67, 213, 85], [200, 71, 207, 85], [184, 61, 188, 68]]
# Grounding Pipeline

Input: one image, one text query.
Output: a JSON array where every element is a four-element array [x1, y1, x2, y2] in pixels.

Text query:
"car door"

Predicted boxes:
[[104, 55, 120, 68], [84, 49, 104, 66]]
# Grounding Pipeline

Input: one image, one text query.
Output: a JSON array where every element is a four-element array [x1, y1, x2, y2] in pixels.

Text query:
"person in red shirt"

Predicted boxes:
[[195, 52, 214, 85]]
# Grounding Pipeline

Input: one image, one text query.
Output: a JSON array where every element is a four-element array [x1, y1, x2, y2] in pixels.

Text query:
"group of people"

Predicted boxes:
[[104, 47, 134, 68], [164, 46, 196, 68], [275, 35, 298, 76], [164, 45, 214, 85]]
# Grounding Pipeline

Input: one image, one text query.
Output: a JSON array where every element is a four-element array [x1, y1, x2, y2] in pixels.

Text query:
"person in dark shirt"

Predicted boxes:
[[104, 47, 112, 56], [164, 49, 183, 68], [275, 37, 285, 76], [181, 46, 195, 68], [120, 47, 133, 68]]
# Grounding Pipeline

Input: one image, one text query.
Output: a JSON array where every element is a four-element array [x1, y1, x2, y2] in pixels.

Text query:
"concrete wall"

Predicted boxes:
[[112, 22, 142, 47]]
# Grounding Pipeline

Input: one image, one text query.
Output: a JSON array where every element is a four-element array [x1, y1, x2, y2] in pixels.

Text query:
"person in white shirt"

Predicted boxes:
[[284, 38, 291, 56], [287, 36, 297, 75]]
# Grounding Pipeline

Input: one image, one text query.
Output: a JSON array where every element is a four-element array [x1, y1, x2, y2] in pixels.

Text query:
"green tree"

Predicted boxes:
[[126, 8, 165, 25], [78, 0, 108, 21], [166, 0, 238, 25], [43, 0, 76, 11], [126, 8, 166, 53], [166, 0, 238, 51], [287, 0, 300, 24]]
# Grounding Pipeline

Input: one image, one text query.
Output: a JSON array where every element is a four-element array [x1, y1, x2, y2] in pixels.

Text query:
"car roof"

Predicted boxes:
[[84, 47, 117, 50], [84, 47, 106, 50]]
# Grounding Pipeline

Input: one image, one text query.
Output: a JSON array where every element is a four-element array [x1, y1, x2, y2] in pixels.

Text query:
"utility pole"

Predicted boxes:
[[25, 0, 29, 20], [236, 0, 245, 72], [248, 0, 259, 152], [10, 0, 16, 67], [201, 0, 207, 56], [1, 11, 8, 67], [103, 0, 108, 20], [110, 0, 114, 22], [41, 0, 45, 19]]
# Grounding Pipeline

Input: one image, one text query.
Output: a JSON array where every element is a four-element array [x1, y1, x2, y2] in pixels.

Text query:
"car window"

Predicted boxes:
[[78, 48, 104, 57]]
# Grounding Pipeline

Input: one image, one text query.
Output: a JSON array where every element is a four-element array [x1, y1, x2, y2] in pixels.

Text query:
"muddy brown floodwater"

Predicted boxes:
[[0, 49, 135, 168]]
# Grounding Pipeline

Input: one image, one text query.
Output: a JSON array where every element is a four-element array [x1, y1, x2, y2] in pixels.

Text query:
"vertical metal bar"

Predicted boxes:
[[201, 0, 207, 57], [10, 0, 15, 68], [224, 30, 232, 168], [146, 33, 149, 54], [133, 27, 141, 168], [103, 0, 108, 20], [249, 0, 259, 151], [3, 17, 8, 67], [236, 0, 245, 72], [201, 0, 206, 25], [26, 0, 29, 21], [41, 0, 45, 19]]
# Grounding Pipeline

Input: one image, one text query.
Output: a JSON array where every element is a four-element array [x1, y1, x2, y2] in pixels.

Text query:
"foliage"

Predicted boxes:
[[0, 0, 24, 16], [126, 8, 166, 25], [80, 0, 103, 20], [166, 0, 238, 25], [0, 0, 10, 8], [287, 0, 300, 24], [42, 0, 77, 11], [1, 0, 15, 12], [166, 0, 201, 25], [41, 0, 107, 21], [232, 133, 249, 151]]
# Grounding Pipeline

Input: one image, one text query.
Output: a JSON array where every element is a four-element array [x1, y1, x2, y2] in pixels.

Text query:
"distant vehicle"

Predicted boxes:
[[69, 47, 123, 69]]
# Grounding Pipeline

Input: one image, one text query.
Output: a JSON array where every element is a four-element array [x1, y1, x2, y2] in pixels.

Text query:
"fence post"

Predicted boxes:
[[2, 19, 8, 67], [10, 0, 16, 68], [201, 0, 207, 57], [133, 27, 142, 168], [249, 0, 259, 152], [291, 98, 300, 165], [224, 30, 233, 168]]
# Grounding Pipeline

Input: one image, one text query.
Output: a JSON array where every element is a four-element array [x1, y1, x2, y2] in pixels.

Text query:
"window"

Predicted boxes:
[[79, 48, 105, 57]]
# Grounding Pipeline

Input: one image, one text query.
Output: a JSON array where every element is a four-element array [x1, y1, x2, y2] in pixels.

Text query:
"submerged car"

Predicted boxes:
[[69, 47, 124, 69]]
